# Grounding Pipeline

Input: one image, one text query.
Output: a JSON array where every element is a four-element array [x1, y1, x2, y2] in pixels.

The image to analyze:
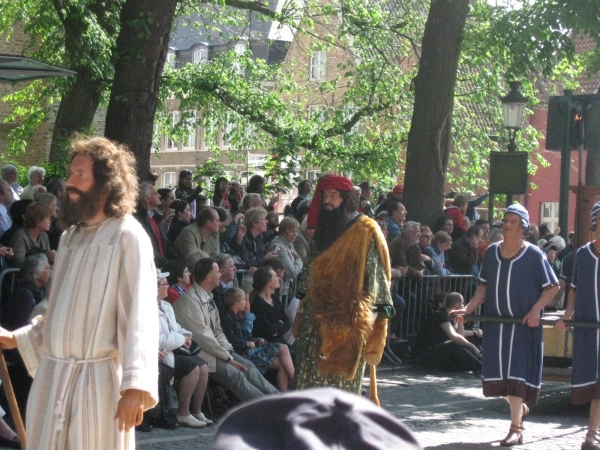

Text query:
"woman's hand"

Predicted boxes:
[[449, 308, 467, 324], [0, 328, 16, 349], [46, 249, 57, 262], [183, 335, 192, 349], [247, 341, 255, 350]]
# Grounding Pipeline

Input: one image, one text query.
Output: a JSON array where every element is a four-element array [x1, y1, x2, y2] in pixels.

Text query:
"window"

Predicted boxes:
[[193, 48, 208, 64], [166, 52, 176, 69], [345, 103, 360, 134], [233, 43, 246, 76], [309, 51, 327, 81], [222, 115, 236, 148], [183, 110, 197, 149], [167, 111, 180, 149], [540, 202, 559, 233], [306, 170, 321, 182], [163, 172, 176, 188]]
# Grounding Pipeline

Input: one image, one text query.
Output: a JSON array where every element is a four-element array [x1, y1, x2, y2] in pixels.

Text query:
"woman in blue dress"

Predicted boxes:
[[557, 201, 600, 450], [454, 204, 559, 446]]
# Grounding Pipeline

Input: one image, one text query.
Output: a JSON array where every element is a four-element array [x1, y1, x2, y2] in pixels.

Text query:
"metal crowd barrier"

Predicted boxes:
[[390, 274, 479, 343]]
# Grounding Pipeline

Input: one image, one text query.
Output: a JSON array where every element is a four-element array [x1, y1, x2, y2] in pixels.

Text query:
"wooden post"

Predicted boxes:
[[0, 351, 26, 449]]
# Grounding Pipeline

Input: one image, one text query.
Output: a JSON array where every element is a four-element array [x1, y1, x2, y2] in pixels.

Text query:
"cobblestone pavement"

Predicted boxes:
[[131, 364, 589, 450]]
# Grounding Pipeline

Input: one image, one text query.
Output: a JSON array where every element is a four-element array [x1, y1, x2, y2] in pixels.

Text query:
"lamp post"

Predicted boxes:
[[500, 81, 528, 206]]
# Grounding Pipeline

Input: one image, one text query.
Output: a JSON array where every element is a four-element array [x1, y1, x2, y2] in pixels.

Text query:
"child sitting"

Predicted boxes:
[[221, 288, 294, 392]]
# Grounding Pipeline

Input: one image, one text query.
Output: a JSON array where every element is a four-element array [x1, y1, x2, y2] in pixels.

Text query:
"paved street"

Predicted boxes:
[[133, 363, 589, 450]]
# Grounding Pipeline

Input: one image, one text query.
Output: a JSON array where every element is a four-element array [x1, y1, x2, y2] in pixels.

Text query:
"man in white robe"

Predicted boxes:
[[0, 137, 158, 450]]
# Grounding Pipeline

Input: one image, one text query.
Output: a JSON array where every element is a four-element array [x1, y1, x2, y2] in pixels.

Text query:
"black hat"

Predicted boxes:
[[212, 387, 422, 450]]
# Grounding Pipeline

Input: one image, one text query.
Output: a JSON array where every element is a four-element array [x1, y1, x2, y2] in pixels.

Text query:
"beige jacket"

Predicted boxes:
[[172, 283, 233, 372], [173, 224, 220, 270]]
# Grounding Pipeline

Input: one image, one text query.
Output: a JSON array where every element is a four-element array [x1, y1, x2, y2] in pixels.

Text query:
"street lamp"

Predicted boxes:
[[500, 81, 528, 152]]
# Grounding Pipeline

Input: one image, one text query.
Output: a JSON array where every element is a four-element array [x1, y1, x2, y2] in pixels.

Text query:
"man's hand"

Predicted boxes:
[[160, 208, 175, 224], [158, 349, 168, 362], [46, 249, 57, 262], [229, 359, 247, 372], [0, 246, 13, 258], [183, 335, 192, 348], [523, 307, 542, 327], [114, 389, 146, 431], [0, 328, 16, 349], [247, 341, 255, 350]]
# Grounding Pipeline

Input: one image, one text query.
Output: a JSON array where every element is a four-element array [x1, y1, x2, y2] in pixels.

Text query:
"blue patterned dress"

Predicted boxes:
[[571, 243, 600, 404], [479, 242, 558, 403]]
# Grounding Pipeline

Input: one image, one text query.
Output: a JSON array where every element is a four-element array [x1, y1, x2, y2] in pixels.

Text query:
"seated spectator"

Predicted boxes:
[[385, 201, 407, 242], [388, 221, 425, 278], [474, 218, 490, 241], [20, 166, 45, 201], [10, 202, 55, 267], [429, 231, 453, 277], [294, 217, 313, 263], [478, 226, 503, 261], [263, 208, 279, 246], [446, 225, 482, 276], [1, 164, 22, 201], [250, 267, 291, 345], [246, 175, 279, 209], [418, 225, 434, 274], [36, 193, 62, 250], [267, 217, 303, 299], [240, 193, 264, 212], [221, 288, 294, 392], [173, 207, 221, 270], [172, 258, 279, 402], [0, 200, 32, 247], [230, 207, 277, 273], [212, 177, 231, 210], [154, 188, 175, 226], [413, 292, 481, 373], [2, 254, 51, 415], [46, 177, 66, 210], [157, 269, 211, 428], [0, 181, 13, 239], [166, 199, 191, 243], [31, 185, 47, 200], [164, 260, 191, 305], [212, 253, 239, 317], [444, 194, 468, 240], [432, 216, 454, 235]]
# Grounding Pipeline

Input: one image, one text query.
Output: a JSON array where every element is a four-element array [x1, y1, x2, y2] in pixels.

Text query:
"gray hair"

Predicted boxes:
[[215, 253, 233, 269], [488, 227, 504, 243], [548, 235, 566, 252], [402, 221, 420, 233], [241, 193, 262, 212], [1, 165, 16, 177], [21, 254, 48, 283], [27, 166, 45, 182]]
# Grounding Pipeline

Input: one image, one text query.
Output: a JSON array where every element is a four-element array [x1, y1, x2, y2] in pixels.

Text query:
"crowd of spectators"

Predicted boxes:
[[0, 164, 573, 439]]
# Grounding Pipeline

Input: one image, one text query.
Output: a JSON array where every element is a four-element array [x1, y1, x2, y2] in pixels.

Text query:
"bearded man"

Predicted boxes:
[[0, 137, 158, 450], [293, 175, 392, 396]]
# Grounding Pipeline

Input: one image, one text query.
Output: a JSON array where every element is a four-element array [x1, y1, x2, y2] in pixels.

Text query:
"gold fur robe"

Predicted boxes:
[[293, 214, 392, 394]]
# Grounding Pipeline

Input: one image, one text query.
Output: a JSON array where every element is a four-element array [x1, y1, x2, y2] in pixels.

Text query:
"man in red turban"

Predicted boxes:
[[293, 174, 393, 399]]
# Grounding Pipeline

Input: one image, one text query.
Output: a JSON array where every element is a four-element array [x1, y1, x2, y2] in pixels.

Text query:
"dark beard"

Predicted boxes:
[[312, 205, 350, 253], [58, 186, 102, 228]]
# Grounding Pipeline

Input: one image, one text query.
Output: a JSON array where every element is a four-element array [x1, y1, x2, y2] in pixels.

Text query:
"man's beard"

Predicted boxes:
[[58, 185, 102, 228], [312, 204, 350, 253]]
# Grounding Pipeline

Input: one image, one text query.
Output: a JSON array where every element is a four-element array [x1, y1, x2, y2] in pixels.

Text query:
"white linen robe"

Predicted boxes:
[[13, 216, 159, 450]]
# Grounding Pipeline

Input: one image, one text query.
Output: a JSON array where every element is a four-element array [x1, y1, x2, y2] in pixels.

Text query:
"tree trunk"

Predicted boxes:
[[49, 69, 103, 163], [403, 0, 470, 227], [103, 0, 178, 177]]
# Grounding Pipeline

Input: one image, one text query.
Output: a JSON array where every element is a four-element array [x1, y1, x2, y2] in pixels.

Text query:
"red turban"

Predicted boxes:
[[307, 174, 354, 228]]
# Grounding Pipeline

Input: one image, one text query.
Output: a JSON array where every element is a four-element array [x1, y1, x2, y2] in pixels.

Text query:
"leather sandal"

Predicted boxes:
[[500, 424, 524, 447], [521, 403, 529, 425], [582, 430, 600, 450]]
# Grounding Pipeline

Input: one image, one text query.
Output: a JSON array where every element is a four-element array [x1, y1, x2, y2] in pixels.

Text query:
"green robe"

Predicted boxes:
[[293, 216, 393, 394]]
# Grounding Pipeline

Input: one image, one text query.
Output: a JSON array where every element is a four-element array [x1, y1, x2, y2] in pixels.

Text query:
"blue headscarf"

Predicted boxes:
[[504, 203, 529, 231], [590, 201, 600, 232]]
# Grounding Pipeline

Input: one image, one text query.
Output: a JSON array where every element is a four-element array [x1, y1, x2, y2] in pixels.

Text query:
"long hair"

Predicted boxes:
[[213, 176, 228, 201], [70, 136, 138, 217]]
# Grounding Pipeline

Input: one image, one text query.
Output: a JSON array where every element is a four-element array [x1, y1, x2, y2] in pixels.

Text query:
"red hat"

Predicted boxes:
[[392, 184, 404, 194], [307, 174, 353, 228]]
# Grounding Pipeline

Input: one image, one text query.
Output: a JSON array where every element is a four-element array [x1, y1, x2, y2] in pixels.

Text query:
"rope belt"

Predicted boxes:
[[47, 353, 118, 431]]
